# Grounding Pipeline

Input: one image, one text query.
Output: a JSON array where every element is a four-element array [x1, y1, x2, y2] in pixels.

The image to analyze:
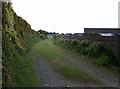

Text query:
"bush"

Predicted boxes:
[[95, 54, 110, 66], [80, 40, 91, 48], [70, 39, 79, 46], [53, 34, 61, 39], [68, 39, 79, 50], [76, 40, 91, 55], [62, 39, 72, 49], [54, 37, 116, 66], [86, 42, 104, 58]]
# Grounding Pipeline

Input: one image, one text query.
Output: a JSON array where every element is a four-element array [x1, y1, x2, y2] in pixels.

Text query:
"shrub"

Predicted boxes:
[[54, 37, 116, 66], [53, 34, 61, 39], [68, 39, 79, 50], [76, 40, 91, 55], [86, 42, 104, 58], [61, 39, 71, 49], [80, 40, 91, 48], [95, 54, 110, 66], [70, 39, 79, 46]]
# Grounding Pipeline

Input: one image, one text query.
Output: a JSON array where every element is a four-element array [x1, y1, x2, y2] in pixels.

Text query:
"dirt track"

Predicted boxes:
[[32, 39, 118, 87]]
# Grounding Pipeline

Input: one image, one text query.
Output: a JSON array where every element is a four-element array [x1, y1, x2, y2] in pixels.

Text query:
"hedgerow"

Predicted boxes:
[[53, 36, 116, 66]]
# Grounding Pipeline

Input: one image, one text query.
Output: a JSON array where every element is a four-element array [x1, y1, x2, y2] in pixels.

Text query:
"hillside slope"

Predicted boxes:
[[2, 2, 44, 87]]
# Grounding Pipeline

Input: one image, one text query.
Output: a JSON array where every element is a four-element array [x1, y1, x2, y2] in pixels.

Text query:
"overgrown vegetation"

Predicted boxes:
[[2, 2, 47, 87], [31, 38, 100, 84], [38, 29, 48, 39], [53, 34, 117, 66]]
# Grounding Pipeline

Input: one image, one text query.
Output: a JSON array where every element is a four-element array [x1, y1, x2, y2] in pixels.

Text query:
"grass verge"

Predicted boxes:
[[54, 39, 119, 76], [55, 65, 100, 84], [3, 34, 40, 87]]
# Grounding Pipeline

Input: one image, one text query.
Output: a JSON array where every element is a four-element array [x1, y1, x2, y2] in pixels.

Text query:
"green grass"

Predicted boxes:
[[67, 50, 119, 76], [93, 64, 119, 76], [3, 46, 39, 87], [54, 39, 119, 76], [9, 52, 39, 87], [30, 37, 100, 84], [30, 37, 63, 61], [3, 34, 41, 87], [9, 33, 46, 87], [3, 2, 43, 86], [55, 66, 100, 84]]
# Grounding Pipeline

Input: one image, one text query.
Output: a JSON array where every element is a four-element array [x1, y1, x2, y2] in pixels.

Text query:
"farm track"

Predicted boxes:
[[33, 55, 75, 87], [32, 38, 119, 87], [63, 53, 118, 87]]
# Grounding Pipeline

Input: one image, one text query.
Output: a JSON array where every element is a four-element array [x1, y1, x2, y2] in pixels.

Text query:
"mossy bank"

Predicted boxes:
[[2, 2, 46, 87]]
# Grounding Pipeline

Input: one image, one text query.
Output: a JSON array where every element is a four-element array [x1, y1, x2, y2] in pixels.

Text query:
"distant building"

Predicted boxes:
[[74, 33, 83, 36], [84, 28, 120, 36], [62, 33, 74, 37], [47, 32, 56, 36]]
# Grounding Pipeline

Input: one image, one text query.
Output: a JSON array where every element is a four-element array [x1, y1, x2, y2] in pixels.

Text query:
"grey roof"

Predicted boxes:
[[84, 28, 120, 34]]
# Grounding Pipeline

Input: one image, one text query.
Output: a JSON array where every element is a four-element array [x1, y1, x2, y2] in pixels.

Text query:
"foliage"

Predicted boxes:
[[38, 29, 48, 39], [95, 54, 110, 66], [77, 40, 91, 55], [54, 37, 116, 66], [31, 38, 100, 84], [53, 34, 61, 39], [86, 42, 104, 58], [2, 2, 45, 87], [55, 66, 100, 83]]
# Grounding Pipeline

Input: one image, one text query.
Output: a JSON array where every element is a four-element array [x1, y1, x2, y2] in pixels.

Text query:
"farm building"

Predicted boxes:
[[84, 28, 120, 34], [74, 33, 83, 36], [62, 28, 120, 62], [83, 28, 120, 62], [84, 28, 120, 36]]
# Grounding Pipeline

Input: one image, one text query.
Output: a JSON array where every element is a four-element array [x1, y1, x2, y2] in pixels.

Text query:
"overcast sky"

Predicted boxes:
[[12, 0, 119, 33]]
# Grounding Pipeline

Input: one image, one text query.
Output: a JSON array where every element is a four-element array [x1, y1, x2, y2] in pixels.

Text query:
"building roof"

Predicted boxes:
[[84, 28, 120, 33]]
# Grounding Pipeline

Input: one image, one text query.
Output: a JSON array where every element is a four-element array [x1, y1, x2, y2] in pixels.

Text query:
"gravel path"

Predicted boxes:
[[33, 54, 119, 87], [33, 55, 75, 87], [63, 54, 118, 87], [32, 39, 119, 87], [33, 55, 100, 87]]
